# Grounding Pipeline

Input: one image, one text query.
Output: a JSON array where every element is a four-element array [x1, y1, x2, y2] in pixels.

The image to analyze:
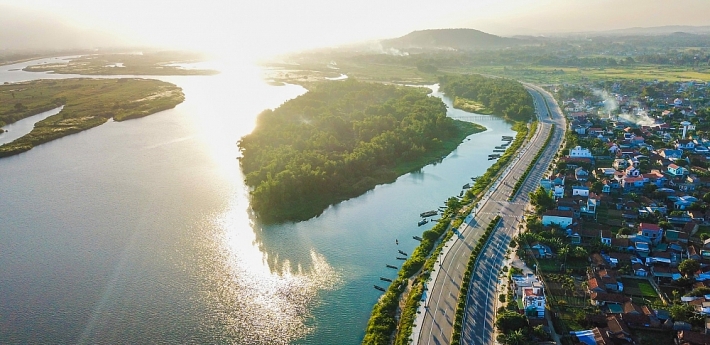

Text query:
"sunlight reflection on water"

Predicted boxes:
[[204, 197, 342, 344]]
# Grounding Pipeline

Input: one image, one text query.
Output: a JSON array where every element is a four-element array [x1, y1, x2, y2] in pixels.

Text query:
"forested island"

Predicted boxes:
[[438, 74, 535, 122], [22, 52, 218, 76], [0, 78, 184, 157], [238, 79, 484, 223]]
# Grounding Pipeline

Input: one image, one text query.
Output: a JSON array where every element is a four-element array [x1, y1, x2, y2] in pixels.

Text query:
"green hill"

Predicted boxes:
[[381, 28, 520, 51]]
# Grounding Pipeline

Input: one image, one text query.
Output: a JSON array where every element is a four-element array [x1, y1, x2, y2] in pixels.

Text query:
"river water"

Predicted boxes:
[[0, 58, 513, 344]]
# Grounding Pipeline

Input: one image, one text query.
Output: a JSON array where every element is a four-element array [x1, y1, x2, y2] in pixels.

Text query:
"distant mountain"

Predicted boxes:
[[584, 25, 710, 36], [381, 28, 520, 51]]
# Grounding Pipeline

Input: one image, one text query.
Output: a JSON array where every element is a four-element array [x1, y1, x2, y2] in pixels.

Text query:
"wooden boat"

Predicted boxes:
[[413, 235, 423, 241], [418, 219, 428, 226], [398, 250, 408, 256], [380, 277, 393, 282], [374, 285, 386, 291], [420, 210, 437, 217], [386, 264, 398, 269]]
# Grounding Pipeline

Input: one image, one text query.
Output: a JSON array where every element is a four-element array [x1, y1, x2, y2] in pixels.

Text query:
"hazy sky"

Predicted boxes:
[[2, 0, 710, 59]]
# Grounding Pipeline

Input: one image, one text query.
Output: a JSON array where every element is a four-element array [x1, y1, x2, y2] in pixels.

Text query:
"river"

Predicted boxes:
[[0, 58, 514, 344]]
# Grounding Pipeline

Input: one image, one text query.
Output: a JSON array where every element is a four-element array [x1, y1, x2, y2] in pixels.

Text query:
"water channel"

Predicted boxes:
[[0, 58, 514, 344]]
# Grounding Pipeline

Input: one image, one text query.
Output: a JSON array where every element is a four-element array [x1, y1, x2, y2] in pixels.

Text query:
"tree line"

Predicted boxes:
[[239, 79, 476, 222], [438, 74, 535, 122]]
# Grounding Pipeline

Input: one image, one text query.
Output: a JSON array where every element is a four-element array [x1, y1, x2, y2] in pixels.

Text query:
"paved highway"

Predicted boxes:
[[414, 85, 566, 345]]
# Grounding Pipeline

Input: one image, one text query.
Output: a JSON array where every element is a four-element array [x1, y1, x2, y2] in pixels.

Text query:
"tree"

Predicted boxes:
[[499, 329, 526, 345], [685, 287, 710, 297], [679, 259, 701, 277], [571, 246, 588, 258], [659, 220, 673, 230], [495, 310, 528, 333], [530, 186, 554, 213], [618, 227, 632, 236], [532, 324, 549, 340], [670, 303, 695, 322]]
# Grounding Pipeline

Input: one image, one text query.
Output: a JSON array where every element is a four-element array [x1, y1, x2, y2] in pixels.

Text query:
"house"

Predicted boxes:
[[676, 139, 696, 150], [601, 230, 612, 246], [542, 210, 574, 227], [632, 263, 649, 277], [683, 221, 700, 236], [674, 195, 698, 210], [638, 223, 663, 245], [622, 176, 646, 190], [583, 194, 600, 217], [643, 170, 667, 187], [624, 166, 641, 177], [573, 185, 590, 197], [569, 146, 593, 158], [612, 237, 634, 252], [700, 238, 710, 259], [665, 230, 689, 244], [530, 243, 554, 258], [602, 180, 612, 193], [511, 274, 540, 296], [632, 237, 651, 256], [659, 149, 683, 160], [630, 136, 645, 145], [651, 264, 680, 281], [677, 330, 710, 345], [597, 168, 617, 178], [575, 167, 590, 181], [597, 268, 621, 292], [613, 158, 628, 170], [522, 284, 546, 318], [668, 164, 689, 177]]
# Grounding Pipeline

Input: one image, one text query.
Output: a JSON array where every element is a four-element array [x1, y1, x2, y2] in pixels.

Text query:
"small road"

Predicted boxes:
[[414, 85, 566, 345]]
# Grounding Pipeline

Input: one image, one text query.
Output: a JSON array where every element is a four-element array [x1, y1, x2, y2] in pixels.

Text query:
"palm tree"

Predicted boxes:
[[505, 330, 526, 345]]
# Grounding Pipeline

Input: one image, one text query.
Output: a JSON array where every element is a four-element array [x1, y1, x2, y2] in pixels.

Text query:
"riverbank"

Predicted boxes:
[[0, 78, 184, 157]]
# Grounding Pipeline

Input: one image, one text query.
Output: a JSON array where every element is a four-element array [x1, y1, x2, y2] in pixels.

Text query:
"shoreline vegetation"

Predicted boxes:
[[439, 74, 535, 122], [238, 79, 485, 223], [0, 78, 184, 157], [22, 52, 218, 76]]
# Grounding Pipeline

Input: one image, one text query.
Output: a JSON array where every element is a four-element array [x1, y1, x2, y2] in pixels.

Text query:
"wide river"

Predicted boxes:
[[0, 57, 514, 344]]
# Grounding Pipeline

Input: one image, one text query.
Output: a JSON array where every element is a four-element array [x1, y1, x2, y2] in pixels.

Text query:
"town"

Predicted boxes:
[[497, 79, 710, 345]]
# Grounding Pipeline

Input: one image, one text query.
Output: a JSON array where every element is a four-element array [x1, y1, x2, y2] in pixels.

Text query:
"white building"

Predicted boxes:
[[522, 284, 546, 318], [572, 186, 590, 197], [542, 210, 574, 227], [569, 146, 593, 158]]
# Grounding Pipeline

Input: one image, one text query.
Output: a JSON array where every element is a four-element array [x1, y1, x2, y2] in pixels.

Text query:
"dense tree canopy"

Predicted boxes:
[[239, 79, 479, 222], [438, 74, 535, 122]]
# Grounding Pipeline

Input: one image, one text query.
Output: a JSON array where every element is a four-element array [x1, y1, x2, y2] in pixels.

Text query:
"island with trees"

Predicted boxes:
[[22, 51, 218, 76], [438, 74, 535, 122], [0, 78, 184, 157], [238, 79, 484, 223]]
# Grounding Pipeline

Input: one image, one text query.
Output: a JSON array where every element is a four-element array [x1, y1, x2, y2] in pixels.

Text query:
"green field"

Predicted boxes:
[[621, 278, 663, 306], [449, 64, 710, 84]]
